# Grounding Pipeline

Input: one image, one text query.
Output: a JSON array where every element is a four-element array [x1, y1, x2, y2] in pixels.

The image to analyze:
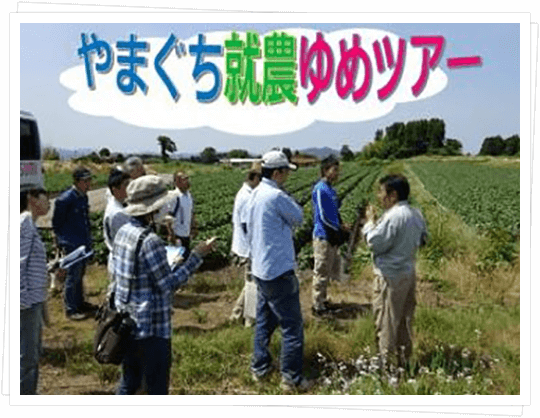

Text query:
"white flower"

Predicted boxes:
[[418, 366, 429, 375]]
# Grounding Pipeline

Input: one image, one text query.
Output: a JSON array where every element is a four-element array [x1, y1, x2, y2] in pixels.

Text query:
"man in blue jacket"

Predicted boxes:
[[52, 166, 95, 320], [311, 155, 348, 316]]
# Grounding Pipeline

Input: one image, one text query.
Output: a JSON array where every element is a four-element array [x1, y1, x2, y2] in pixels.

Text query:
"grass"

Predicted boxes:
[[42, 262, 520, 395], [403, 163, 520, 304], [43, 161, 111, 193]]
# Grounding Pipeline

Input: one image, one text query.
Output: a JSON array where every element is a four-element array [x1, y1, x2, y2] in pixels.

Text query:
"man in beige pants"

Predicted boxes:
[[311, 156, 349, 317], [362, 174, 427, 367]]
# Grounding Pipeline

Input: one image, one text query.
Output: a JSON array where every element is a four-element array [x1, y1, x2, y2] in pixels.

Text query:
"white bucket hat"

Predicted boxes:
[[261, 150, 297, 170], [124, 175, 174, 217]]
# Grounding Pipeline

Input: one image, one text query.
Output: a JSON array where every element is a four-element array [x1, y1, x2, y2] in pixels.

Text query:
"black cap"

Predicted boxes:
[[72, 166, 93, 181]]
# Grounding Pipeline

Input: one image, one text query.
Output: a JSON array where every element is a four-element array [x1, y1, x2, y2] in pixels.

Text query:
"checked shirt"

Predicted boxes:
[[112, 218, 202, 340]]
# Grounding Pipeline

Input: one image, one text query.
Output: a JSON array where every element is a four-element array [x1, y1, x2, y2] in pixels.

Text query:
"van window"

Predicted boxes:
[[21, 118, 41, 160]]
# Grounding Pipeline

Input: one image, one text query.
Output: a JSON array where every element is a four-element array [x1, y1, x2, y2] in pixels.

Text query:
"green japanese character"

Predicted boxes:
[[263, 32, 298, 105]]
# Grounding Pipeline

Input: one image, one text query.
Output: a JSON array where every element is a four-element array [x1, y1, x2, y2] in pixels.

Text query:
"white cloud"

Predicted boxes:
[[60, 28, 448, 136]]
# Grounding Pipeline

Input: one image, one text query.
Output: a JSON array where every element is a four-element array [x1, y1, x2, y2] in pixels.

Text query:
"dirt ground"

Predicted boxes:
[[37, 263, 444, 395]]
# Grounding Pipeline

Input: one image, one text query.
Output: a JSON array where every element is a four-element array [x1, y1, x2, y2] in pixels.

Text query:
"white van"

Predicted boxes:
[[20, 110, 44, 192]]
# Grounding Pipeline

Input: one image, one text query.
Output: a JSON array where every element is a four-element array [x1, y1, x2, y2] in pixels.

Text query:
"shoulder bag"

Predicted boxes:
[[93, 228, 150, 365]]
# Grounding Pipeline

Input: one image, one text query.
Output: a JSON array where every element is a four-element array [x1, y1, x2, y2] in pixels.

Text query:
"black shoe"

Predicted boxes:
[[312, 300, 343, 316], [81, 301, 99, 313], [312, 306, 332, 317]]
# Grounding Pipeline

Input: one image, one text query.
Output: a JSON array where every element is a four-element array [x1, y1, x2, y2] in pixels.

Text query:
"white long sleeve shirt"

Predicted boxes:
[[231, 182, 254, 258], [362, 201, 427, 282], [161, 189, 194, 238]]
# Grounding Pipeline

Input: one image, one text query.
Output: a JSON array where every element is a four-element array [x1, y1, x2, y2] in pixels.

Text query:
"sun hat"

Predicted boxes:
[[261, 150, 297, 170], [123, 175, 174, 217]]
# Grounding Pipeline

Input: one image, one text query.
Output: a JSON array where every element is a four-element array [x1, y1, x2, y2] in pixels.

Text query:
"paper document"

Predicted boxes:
[[243, 280, 258, 319], [166, 245, 186, 267], [59, 245, 94, 270]]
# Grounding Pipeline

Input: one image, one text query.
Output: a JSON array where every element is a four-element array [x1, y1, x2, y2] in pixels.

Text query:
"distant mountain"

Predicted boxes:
[[56, 147, 94, 160], [299, 147, 339, 160], [54, 147, 339, 161]]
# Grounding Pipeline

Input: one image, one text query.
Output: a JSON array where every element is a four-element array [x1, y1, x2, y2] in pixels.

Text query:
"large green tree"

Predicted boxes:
[[479, 136, 505, 156], [157, 135, 177, 162], [200, 147, 219, 164]]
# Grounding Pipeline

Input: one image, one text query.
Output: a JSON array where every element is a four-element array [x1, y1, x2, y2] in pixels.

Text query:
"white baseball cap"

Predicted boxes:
[[261, 150, 297, 170]]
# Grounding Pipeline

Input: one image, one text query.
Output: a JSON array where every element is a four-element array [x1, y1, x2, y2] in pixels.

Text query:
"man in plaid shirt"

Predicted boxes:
[[111, 175, 215, 395]]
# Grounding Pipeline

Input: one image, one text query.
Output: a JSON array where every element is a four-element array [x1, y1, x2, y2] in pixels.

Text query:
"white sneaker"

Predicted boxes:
[[251, 363, 276, 383], [280, 377, 313, 393]]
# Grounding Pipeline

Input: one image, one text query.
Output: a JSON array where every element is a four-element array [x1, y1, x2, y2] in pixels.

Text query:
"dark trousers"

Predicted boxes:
[[251, 271, 304, 385], [177, 236, 191, 258], [117, 337, 172, 395]]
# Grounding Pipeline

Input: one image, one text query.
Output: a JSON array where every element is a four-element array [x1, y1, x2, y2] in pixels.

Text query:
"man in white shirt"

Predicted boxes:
[[124, 156, 146, 180], [362, 174, 428, 368], [229, 167, 261, 326], [162, 171, 197, 257], [103, 167, 131, 277]]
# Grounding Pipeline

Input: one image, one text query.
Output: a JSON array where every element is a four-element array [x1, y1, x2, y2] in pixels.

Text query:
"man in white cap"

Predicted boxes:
[[243, 150, 311, 392], [111, 175, 215, 395]]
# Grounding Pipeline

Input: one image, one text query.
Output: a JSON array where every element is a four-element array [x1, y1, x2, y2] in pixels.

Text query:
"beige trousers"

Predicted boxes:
[[312, 238, 341, 310], [230, 257, 254, 321], [372, 271, 416, 366]]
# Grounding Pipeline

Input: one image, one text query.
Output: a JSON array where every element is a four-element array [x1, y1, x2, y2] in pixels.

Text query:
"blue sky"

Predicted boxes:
[[19, 22, 520, 156]]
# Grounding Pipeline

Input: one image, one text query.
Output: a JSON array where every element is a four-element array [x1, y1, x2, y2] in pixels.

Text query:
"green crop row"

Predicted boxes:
[[409, 162, 520, 235]]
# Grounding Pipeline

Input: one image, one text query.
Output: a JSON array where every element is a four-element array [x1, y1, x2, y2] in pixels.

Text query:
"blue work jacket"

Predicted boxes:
[[52, 186, 92, 251]]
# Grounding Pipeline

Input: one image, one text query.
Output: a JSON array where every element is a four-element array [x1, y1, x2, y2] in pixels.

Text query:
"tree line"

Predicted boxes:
[[41, 121, 519, 163], [359, 118, 460, 160], [478, 135, 520, 156], [357, 118, 519, 160]]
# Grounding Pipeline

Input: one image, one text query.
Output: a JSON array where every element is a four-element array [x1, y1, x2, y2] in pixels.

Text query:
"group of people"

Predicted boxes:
[[228, 150, 428, 391], [20, 156, 208, 395], [20, 150, 428, 395]]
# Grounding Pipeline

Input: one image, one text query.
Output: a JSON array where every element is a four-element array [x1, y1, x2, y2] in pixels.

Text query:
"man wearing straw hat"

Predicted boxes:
[[111, 175, 216, 395]]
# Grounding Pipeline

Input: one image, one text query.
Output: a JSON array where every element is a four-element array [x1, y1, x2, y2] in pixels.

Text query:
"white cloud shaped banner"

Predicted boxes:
[[60, 28, 448, 136]]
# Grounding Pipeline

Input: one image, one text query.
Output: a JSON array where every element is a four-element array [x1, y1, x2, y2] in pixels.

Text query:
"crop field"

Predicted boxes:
[[38, 157, 520, 395], [408, 161, 520, 234], [189, 162, 384, 269]]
